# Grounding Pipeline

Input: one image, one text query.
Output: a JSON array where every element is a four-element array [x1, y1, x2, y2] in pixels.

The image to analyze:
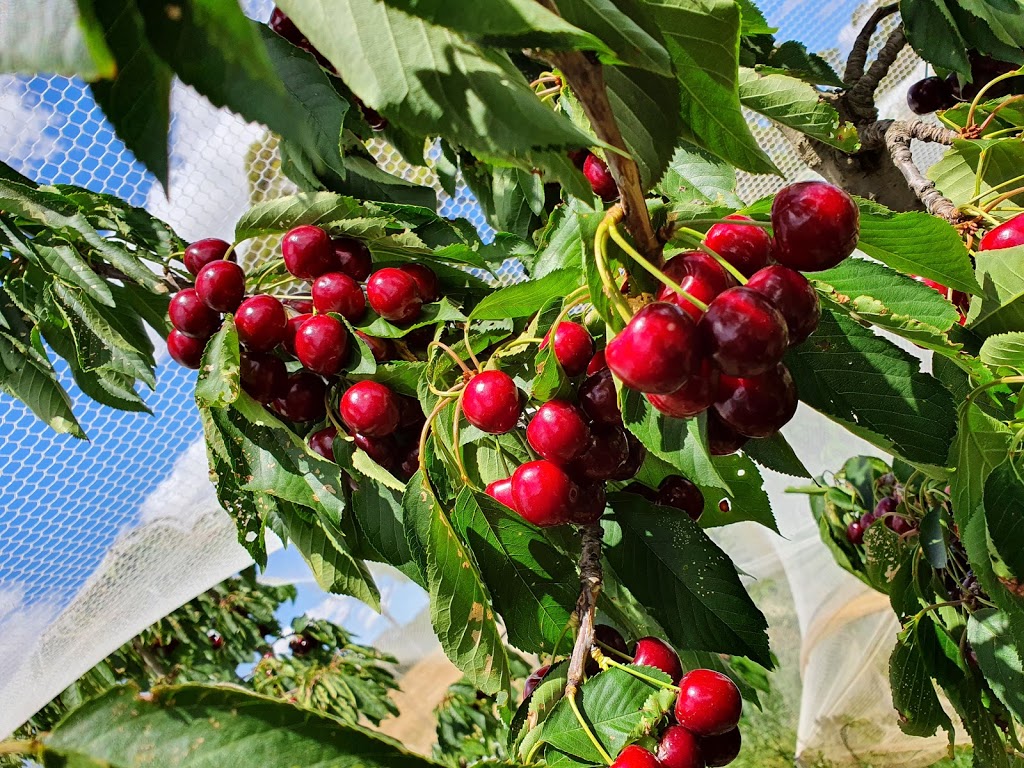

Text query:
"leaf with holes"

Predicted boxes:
[[889, 623, 955, 738], [195, 319, 240, 409]]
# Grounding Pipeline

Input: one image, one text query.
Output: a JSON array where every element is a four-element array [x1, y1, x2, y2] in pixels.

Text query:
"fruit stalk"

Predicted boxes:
[[565, 523, 604, 697]]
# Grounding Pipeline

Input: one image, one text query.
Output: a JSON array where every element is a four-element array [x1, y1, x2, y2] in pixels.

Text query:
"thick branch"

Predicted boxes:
[[565, 523, 604, 696], [843, 3, 899, 86], [846, 26, 907, 121]]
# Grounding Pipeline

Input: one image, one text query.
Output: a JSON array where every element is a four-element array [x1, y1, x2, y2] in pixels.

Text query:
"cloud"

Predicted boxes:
[[0, 77, 65, 166]]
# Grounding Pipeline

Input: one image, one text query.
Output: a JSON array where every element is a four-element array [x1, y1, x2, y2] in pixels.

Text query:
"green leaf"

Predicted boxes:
[[704, 452, 778, 530], [967, 608, 1024, 724], [351, 483, 422, 585], [355, 299, 466, 339], [862, 521, 905, 594], [555, 0, 673, 75], [742, 432, 810, 478], [451, 489, 577, 654], [900, 0, 971, 75], [43, 683, 438, 767], [349, 360, 426, 397], [758, 41, 844, 88], [532, 199, 603, 279], [21, 238, 113, 308], [738, 68, 858, 150], [889, 623, 955, 738], [235, 192, 369, 240], [969, 245, 1024, 335], [655, 142, 742, 208], [0, 0, 115, 79], [461, 163, 543, 240], [784, 305, 957, 468], [604, 493, 771, 665], [929, 138, 1024, 209], [950, 400, 1012, 526], [0, 330, 85, 438], [195, 320, 240, 409], [470, 268, 581, 321], [983, 462, 1024, 581], [919, 506, 949, 570], [980, 332, 1024, 371]]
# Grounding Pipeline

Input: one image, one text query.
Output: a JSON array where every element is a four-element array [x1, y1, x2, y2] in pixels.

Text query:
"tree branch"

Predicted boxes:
[[843, 3, 899, 86], [846, 25, 907, 121], [92, 261, 185, 293], [565, 523, 604, 696]]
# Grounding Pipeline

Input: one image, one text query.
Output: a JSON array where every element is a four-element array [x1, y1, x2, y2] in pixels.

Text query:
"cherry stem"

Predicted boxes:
[[428, 341, 475, 376], [451, 393, 471, 485], [595, 208, 634, 324], [261, 275, 302, 294], [595, 639, 633, 662], [909, 600, 964, 628], [463, 321, 483, 371], [982, 186, 1024, 213], [967, 67, 1024, 129], [568, 692, 614, 766], [323, 388, 346, 436], [965, 375, 1024, 407], [592, 648, 680, 692], [418, 396, 457, 476], [960, 204, 1002, 226], [976, 94, 1024, 134], [608, 222, 709, 312], [675, 227, 749, 285]]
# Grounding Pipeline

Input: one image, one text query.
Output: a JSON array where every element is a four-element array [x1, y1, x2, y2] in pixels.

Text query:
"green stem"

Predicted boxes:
[[597, 652, 680, 692], [568, 692, 614, 766], [967, 66, 1024, 129], [596, 639, 634, 663], [418, 397, 456, 477], [676, 227, 748, 284], [909, 600, 964, 627], [261, 275, 301, 294], [961, 204, 1002, 226], [595, 211, 634, 324], [452, 392, 472, 486], [965, 375, 1024, 406], [608, 223, 709, 312], [462, 321, 483, 371], [972, 126, 1021, 140]]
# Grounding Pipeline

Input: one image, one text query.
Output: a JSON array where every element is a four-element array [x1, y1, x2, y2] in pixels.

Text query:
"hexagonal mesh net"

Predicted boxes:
[[0, 1, 961, 763]]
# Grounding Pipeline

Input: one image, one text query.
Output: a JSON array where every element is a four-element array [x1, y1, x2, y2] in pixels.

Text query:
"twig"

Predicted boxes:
[[94, 261, 184, 293], [843, 3, 899, 86], [565, 524, 604, 696], [846, 25, 907, 121]]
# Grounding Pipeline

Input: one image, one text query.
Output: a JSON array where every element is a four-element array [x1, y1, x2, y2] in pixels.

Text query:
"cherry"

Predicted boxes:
[[312, 272, 366, 321], [239, 352, 287, 404], [704, 215, 772, 278], [167, 329, 207, 369], [523, 665, 551, 701], [208, 630, 224, 650], [874, 496, 898, 524], [633, 636, 683, 682], [700, 728, 741, 767], [579, 368, 622, 425], [332, 236, 373, 281], [886, 513, 915, 536], [700, 287, 788, 377], [355, 330, 391, 362], [340, 381, 400, 437], [284, 312, 312, 356], [308, 426, 338, 461], [268, 7, 308, 49], [289, 634, 315, 656], [657, 725, 704, 768], [273, 370, 327, 423], [397, 442, 420, 479], [527, 400, 590, 464], [914, 276, 969, 316], [607, 302, 702, 394], [397, 396, 425, 430], [907, 76, 956, 115], [367, 267, 423, 323], [542, 321, 594, 377], [568, 149, 589, 169], [236, 295, 287, 352], [285, 298, 314, 314], [169, 288, 220, 339], [611, 745, 660, 768], [570, 481, 607, 524], [647, 359, 719, 419], [195, 260, 246, 313], [594, 625, 630, 658], [485, 477, 517, 510], [979, 213, 1024, 251], [714, 363, 798, 438], [707, 410, 749, 456], [658, 251, 733, 322], [584, 154, 618, 202], [462, 370, 521, 434], [771, 181, 859, 272], [846, 520, 865, 545], [572, 423, 630, 481], [656, 476, 705, 521], [745, 265, 820, 345], [294, 315, 349, 376], [183, 238, 232, 275], [352, 432, 397, 469], [361, 105, 389, 131], [609, 431, 646, 481], [282, 225, 337, 279], [587, 349, 608, 375], [675, 669, 742, 737], [398, 263, 440, 303], [511, 460, 578, 527]]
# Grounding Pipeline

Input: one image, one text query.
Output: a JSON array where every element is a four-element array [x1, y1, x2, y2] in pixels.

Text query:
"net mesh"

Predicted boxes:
[[0, 0, 958, 763]]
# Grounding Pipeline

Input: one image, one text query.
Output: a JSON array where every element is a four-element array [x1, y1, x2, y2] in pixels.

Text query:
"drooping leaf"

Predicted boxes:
[[967, 608, 1024, 724], [758, 41, 844, 87], [889, 623, 955, 738], [470, 269, 582, 321], [235, 192, 369, 239], [555, 0, 674, 75], [195, 319, 240, 409], [743, 432, 810, 478], [0, 330, 85, 438], [950, 400, 1012, 528]]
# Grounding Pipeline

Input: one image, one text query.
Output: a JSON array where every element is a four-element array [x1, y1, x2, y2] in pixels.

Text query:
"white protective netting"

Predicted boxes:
[[0, 0, 960, 763]]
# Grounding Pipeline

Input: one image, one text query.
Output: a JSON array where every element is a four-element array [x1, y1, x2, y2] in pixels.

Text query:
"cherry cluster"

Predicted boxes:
[[845, 492, 916, 544], [605, 181, 858, 453], [907, 51, 1024, 115], [166, 225, 440, 479]]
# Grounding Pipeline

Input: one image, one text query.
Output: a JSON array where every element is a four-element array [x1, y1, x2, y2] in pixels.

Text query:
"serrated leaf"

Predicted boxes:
[[967, 608, 1024, 723], [703, 452, 778, 530], [470, 269, 581, 321], [195, 320, 240, 409], [862, 521, 904, 593], [235, 192, 369, 239], [759, 41, 844, 87], [349, 360, 426, 397], [351, 483, 423, 586], [950, 400, 1012, 527], [980, 332, 1024, 370], [889, 624, 955, 738], [743, 432, 810, 477], [929, 138, 1024, 209], [31, 241, 113, 308], [555, 0, 673, 75], [0, 330, 85, 438], [969, 245, 1024, 335], [355, 299, 466, 338], [655, 142, 742, 207], [919, 507, 949, 570], [901, 0, 971, 75], [532, 199, 604, 279], [511, 660, 569, 756], [983, 462, 1024, 582]]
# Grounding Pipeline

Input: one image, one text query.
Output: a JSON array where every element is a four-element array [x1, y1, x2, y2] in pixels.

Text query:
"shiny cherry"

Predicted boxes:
[[308, 426, 338, 460], [527, 400, 591, 464], [657, 725, 704, 768], [398, 263, 439, 303], [485, 477, 517, 510], [285, 298, 314, 314], [587, 349, 608, 375], [675, 669, 742, 737], [367, 267, 423, 323], [511, 460, 578, 527], [282, 225, 337, 279], [195, 260, 245, 313], [771, 181, 859, 271], [745, 265, 820, 345], [658, 251, 733, 322], [462, 370, 521, 434], [633, 636, 683, 683], [239, 352, 287, 404], [707, 410, 749, 456], [704, 215, 772, 277], [355, 330, 391, 361], [332, 236, 373, 281], [609, 431, 646, 481], [570, 481, 607, 525], [283, 312, 312, 356], [700, 287, 788, 377], [352, 432, 397, 469], [846, 519, 865, 545], [571, 423, 630, 481], [607, 302, 702, 394], [647, 359, 719, 419], [584, 154, 618, 202], [183, 238, 232, 275], [543, 321, 594, 377], [167, 329, 207, 369], [979, 213, 1024, 251], [579, 368, 621, 425], [700, 728, 742, 767], [906, 76, 956, 115], [294, 315, 349, 376], [273, 370, 327, 422], [656, 476, 705, 521], [169, 288, 220, 339], [236, 294, 287, 352], [523, 665, 551, 701], [312, 272, 366, 321], [611, 745, 661, 768], [340, 381, 399, 437], [714, 363, 798, 438]]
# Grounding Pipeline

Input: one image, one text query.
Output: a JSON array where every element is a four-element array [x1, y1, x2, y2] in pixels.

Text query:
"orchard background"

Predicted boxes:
[[0, 0, 1023, 767]]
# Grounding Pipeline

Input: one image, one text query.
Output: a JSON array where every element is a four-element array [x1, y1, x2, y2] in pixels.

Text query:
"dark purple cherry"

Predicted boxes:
[[707, 410, 749, 456], [523, 665, 551, 701], [700, 728, 742, 767], [352, 432, 397, 469], [273, 370, 327, 423], [355, 330, 391, 362], [571, 423, 630, 481], [332, 237, 373, 281], [656, 476, 705, 521], [700, 287, 788, 377], [771, 181, 859, 272], [570, 481, 607, 525], [308, 426, 338, 460], [745, 265, 820, 345], [579, 368, 621, 425], [714, 363, 798, 438], [906, 76, 956, 115], [608, 431, 645, 481]]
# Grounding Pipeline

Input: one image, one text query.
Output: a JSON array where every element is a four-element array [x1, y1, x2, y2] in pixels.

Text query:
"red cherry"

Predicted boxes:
[[312, 272, 366, 321], [700, 287, 788, 377], [579, 368, 621, 425], [485, 477, 517, 510], [208, 630, 224, 650], [268, 7, 308, 48], [607, 302, 702, 394], [284, 312, 312, 356], [771, 181, 859, 271], [308, 426, 338, 460], [167, 329, 207, 369], [846, 520, 865, 544], [646, 359, 719, 419], [657, 725, 704, 768], [714, 363, 798, 438], [289, 634, 315, 656], [367, 268, 424, 323], [511, 460, 578, 527], [352, 432, 398, 469], [282, 225, 337, 279], [340, 381, 400, 437], [398, 263, 439, 303], [658, 251, 733, 322], [608, 431, 645, 481], [886, 513, 915, 536], [527, 400, 591, 464], [285, 298, 314, 314], [195, 260, 246, 313], [587, 349, 608, 375], [979, 213, 1024, 251], [397, 442, 420, 479], [570, 481, 607, 525], [656, 476, 705, 521], [676, 669, 742, 737], [707, 411, 748, 456], [523, 665, 551, 701], [633, 636, 683, 683], [913, 276, 970, 316], [583, 154, 618, 202], [240, 352, 287, 404], [273, 370, 327, 422], [700, 728, 742, 767], [169, 288, 220, 339], [236, 295, 287, 352], [542, 322, 595, 377], [568, 149, 589, 169], [611, 745, 661, 768], [397, 395, 425, 430], [183, 238, 232, 275], [355, 330, 391, 361], [294, 315, 349, 376], [745, 265, 820, 345], [571, 423, 630, 481], [332, 236, 373, 281], [704, 215, 772, 278], [462, 370, 521, 434]]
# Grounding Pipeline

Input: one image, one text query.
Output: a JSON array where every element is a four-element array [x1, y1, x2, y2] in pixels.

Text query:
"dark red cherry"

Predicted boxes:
[[294, 315, 349, 376], [285, 298, 314, 314], [584, 154, 618, 202], [312, 272, 366, 321], [570, 481, 607, 525], [707, 410, 749, 456], [352, 432, 397, 469], [646, 359, 719, 419], [704, 215, 772, 278], [608, 431, 645, 481], [332, 237, 373, 281], [239, 352, 287, 404], [169, 288, 220, 339], [236, 294, 287, 352], [714, 363, 798, 438], [367, 268, 423, 324], [657, 725, 704, 768], [195, 260, 246, 313], [771, 181, 859, 271], [745, 265, 820, 345], [282, 225, 337, 279], [340, 381, 399, 437], [284, 312, 312, 356], [523, 665, 551, 701], [846, 519, 865, 545], [542, 321, 595, 377], [578, 368, 621, 425], [979, 213, 1024, 251], [355, 330, 391, 361], [167, 329, 207, 369], [308, 426, 338, 460], [268, 7, 307, 48], [607, 302, 702, 394], [398, 263, 439, 303], [587, 349, 608, 375], [183, 238, 232, 275], [397, 395, 425, 430], [611, 745, 661, 768], [289, 634, 315, 656], [361, 105, 389, 131], [700, 287, 788, 377], [906, 76, 956, 115], [886, 513, 915, 536], [568, 149, 589, 169], [675, 669, 742, 737], [633, 636, 683, 683], [273, 370, 327, 423], [526, 400, 590, 465], [658, 251, 734, 322], [656, 476, 705, 521], [485, 477, 517, 510], [511, 460, 578, 527], [700, 728, 742, 767], [594, 625, 630, 658], [462, 370, 521, 434], [396, 442, 420, 479], [571, 423, 630, 481]]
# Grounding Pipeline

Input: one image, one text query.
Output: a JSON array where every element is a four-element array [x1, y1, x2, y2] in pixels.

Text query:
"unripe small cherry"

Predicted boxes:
[[583, 154, 618, 202], [183, 238, 232, 275], [167, 329, 207, 369], [367, 267, 423, 323], [398, 263, 440, 303], [511, 460, 578, 527], [485, 477, 517, 510], [332, 236, 372, 281], [633, 636, 683, 683], [236, 294, 287, 352], [312, 272, 366, 321], [527, 400, 590, 464], [195, 260, 246, 313], [308, 426, 338, 460], [294, 314, 349, 376], [675, 669, 743, 737], [340, 381, 400, 437], [240, 352, 287, 404], [282, 225, 337, 279], [169, 288, 220, 339], [704, 215, 772, 278], [542, 321, 594, 377], [273, 370, 327, 423], [462, 370, 521, 434]]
